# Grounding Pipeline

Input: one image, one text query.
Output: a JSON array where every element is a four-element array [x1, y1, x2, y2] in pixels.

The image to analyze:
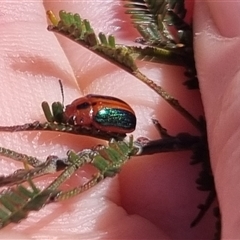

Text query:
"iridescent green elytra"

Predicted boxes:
[[95, 107, 136, 129]]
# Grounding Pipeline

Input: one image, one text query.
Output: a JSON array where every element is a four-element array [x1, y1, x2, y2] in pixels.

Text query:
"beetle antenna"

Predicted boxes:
[[58, 79, 65, 106]]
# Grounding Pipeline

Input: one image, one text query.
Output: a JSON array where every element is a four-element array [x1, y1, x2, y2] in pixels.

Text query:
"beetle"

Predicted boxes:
[[63, 94, 136, 134]]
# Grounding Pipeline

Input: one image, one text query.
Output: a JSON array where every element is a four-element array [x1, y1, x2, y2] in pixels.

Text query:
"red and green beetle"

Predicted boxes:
[[64, 94, 136, 134]]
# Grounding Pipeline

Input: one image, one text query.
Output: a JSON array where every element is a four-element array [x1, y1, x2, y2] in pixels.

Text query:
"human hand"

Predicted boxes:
[[0, 1, 233, 239]]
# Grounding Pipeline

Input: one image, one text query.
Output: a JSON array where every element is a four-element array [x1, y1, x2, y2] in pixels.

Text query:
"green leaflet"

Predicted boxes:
[[0, 137, 138, 228]]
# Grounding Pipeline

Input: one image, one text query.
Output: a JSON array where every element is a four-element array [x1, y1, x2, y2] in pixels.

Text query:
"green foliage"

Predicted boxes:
[[123, 0, 197, 89], [54, 136, 137, 201], [0, 136, 138, 227], [123, 0, 188, 47], [0, 179, 53, 228], [47, 10, 137, 72]]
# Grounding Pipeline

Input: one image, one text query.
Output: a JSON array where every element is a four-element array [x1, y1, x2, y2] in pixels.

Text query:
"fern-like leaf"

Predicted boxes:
[[123, 0, 198, 89], [0, 148, 99, 228], [0, 137, 140, 226], [53, 136, 138, 201], [47, 10, 137, 72], [123, 0, 190, 47], [0, 179, 53, 228]]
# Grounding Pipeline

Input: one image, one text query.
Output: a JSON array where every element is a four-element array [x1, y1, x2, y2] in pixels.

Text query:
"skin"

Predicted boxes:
[[0, 0, 237, 239]]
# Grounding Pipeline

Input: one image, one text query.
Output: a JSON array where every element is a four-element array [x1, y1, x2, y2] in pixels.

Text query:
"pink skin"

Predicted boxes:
[[0, 1, 237, 239]]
